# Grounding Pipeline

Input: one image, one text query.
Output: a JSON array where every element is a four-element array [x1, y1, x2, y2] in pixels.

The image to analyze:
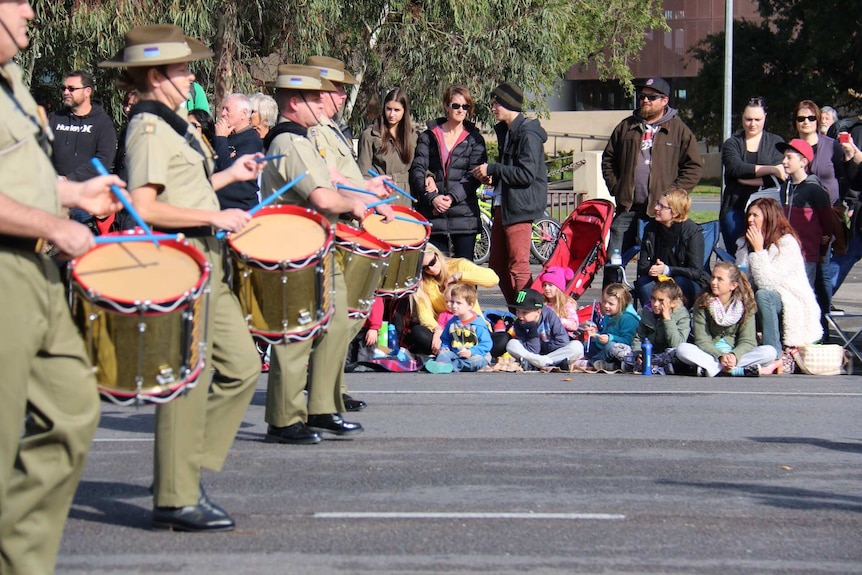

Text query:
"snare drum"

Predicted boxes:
[[228, 204, 334, 344], [334, 224, 390, 319], [69, 233, 210, 406], [363, 205, 430, 297]]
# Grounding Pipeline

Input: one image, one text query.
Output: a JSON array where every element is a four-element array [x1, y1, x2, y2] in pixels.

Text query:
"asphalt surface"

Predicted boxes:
[[57, 262, 862, 575]]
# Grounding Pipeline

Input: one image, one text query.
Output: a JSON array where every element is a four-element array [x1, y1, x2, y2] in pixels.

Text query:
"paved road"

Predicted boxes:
[[60, 375, 862, 574], [56, 263, 862, 575]]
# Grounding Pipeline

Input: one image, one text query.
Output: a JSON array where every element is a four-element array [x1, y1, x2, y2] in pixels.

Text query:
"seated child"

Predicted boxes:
[[505, 288, 584, 370], [581, 282, 640, 369], [345, 297, 385, 370], [609, 280, 691, 374], [538, 266, 579, 338], [425, 284, 492, 374], [675, 262, 783, 377]]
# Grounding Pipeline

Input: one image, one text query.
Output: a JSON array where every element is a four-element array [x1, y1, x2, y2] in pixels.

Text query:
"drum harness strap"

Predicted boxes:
[[129, 100, 213, 180], [262, 119, 308, 150]]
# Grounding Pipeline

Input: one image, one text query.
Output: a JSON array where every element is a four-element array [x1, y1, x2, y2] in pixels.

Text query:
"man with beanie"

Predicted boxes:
[[472, 82, 548, 306], [601, 78, 702, 255]]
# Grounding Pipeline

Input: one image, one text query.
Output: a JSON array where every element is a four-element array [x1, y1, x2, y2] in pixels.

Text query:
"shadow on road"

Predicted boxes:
[[747, 436, 862, 455], [69, 480, 152, 528]]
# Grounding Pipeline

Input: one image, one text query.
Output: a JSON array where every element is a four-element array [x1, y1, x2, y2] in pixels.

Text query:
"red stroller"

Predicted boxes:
[[530, 198, 615, 301]]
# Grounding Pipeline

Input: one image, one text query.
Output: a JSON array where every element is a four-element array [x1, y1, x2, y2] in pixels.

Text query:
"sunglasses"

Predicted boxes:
[[796, 115, 817, 123], [638, 92, 664, 102], [61, 86, 86, 93], [448, 103, 470, 111], [422, 254, 439, 271]]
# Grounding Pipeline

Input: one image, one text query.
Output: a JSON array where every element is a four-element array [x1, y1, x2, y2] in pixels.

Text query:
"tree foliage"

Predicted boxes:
[[26, 0, 665, 132], [687, 0, 862, 146]]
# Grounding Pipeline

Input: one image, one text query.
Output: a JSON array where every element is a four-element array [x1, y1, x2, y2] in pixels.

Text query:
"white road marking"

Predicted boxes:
[[92, 438, 153, 442], [314, 511, 625, 520], [355, 390, 862, 397]]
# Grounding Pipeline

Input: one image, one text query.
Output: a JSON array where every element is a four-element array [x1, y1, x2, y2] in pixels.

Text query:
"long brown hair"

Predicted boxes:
[[373, 88, 413, 164], [695, 261, 757, 324], [747, 198, 800, 251]]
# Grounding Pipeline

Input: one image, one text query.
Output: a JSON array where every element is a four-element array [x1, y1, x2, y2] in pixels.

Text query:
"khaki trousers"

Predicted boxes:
[[0, 250, 99, 575], [153, 238, 260, 507], [266, 259, 348, 426]]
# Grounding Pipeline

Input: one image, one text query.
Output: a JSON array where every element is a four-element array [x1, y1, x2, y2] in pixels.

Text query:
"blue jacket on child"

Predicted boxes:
[[593, 303, 640, 349]]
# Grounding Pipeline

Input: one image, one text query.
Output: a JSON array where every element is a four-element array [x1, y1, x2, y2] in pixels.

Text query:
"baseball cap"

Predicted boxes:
[[511, 289, 544, 310]]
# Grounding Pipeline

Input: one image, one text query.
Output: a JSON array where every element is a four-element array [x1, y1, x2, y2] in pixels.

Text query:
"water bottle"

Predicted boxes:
[[387, 322, 398, 352], [378, 321, 389, 348], [642, 338, 653, 377], [610, 248, 622, 267]]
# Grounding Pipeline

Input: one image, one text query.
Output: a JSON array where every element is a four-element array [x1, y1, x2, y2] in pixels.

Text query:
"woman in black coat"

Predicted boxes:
[[636, 187, 710, 307], [409, 85, 487, 259], [720, 96, 785, 251]]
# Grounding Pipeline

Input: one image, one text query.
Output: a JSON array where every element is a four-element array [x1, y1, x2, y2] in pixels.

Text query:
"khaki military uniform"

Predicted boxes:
[[0, 62, 100, 575], [125, 111, 260, 508], [261, 120, 347, 426]]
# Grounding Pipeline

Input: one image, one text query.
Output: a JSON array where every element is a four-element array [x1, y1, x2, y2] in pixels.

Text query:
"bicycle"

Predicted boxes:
[[473, 188, 561, 265]]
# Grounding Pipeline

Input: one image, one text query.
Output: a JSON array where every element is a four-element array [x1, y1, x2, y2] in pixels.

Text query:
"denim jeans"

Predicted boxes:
[[804, 256, 831, 334], [608, 207, 651, 256], [720, 209, 746, 253], [636, 275, 702, 309], [434, 348, 488, 372], [829, 233, 862, 295], [430, 233, 475, 261], [755, 289, 782, 353]]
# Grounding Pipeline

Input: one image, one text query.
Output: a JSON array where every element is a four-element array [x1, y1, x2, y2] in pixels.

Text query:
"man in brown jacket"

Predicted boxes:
[[601, 77, 702, 255]]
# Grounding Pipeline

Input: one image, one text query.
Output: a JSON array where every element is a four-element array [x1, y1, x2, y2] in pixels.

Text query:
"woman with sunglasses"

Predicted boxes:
[[409, 85, 487, 259], [719, 96, 786, 251], [407, 244, 500, 357], [793, 100, 845, 206], [635, 187, 709, 307], [358, 88, 417, 208]]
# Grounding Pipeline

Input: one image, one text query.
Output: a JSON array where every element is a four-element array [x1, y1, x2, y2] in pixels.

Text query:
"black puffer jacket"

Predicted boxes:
[[409, 119, 486, 235], [637, 219, 710, 288]]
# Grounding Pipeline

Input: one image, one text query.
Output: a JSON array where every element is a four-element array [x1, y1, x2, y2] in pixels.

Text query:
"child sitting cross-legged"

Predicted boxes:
[[675, 262, 783, 377], [505, 288, 584, 371], [580, 282, 640, 371], [609, 279, 691, 374], [538, 266, 579, 339], [424, 283, 492, 374]]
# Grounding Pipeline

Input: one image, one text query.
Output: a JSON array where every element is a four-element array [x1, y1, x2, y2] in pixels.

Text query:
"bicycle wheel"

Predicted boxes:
[[474, 218, 492, 264], [531, 218, 561, 263]]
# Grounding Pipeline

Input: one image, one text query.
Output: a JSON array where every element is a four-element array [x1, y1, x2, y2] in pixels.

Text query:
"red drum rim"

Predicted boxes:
[[69, 230, 210, 310], [227, 204, 334, 267]]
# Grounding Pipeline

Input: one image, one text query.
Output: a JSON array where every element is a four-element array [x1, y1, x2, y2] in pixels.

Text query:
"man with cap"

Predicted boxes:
[[472, 82, 548, 306], [775, 138, 833, 329], [100, 23, 264, 532], [0, 2, 125, 572], [260, 64, 391, 445], [602, 77, 702, 256]]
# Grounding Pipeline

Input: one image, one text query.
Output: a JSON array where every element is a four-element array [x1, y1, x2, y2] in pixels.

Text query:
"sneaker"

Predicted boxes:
[[261, 361, 270, 374], [526, 357, 549, 369], [425, 360, 453, 374], [696, 367, 707, 377], [592, 360, 613, 372], [742, 364, 761, 377]]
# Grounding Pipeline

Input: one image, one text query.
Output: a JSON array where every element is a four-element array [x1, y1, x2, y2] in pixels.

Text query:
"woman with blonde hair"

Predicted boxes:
[[407, 244, 499, 356], [635, 187, 709, 307]]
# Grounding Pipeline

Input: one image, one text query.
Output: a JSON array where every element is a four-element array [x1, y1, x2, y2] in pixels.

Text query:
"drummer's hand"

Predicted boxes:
[[375, 204, 396, 223], [229, 153, 265, 182], [366, 176, 392, 198], [365, 329, 378, 347], [348, 197, 367, 221], [48, 219, 95, 258], [211, 208, 252, 233], [63, 175, 126, 217]]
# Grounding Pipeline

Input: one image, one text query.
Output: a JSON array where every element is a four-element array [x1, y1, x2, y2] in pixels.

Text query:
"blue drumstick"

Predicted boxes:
[[90, 157, 159, 247], [367, 168, 416, 202], [94, 233, 182, 245], [336, 183, 377, 197], [392, 215, 432, 227], [366, 196, 398, 209], [254, 154, 286, 163], [215, 171, 308, 239]]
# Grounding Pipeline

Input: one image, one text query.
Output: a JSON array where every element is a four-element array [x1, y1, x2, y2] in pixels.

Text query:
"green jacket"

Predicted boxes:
[[690, 305, 755, 360], [632, 305, 691, 354]]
